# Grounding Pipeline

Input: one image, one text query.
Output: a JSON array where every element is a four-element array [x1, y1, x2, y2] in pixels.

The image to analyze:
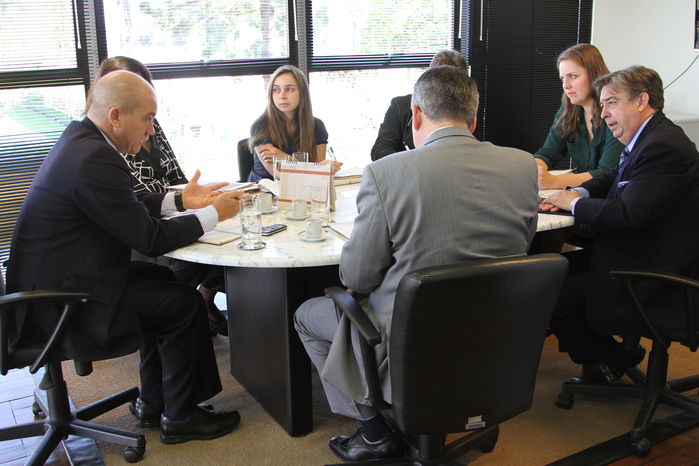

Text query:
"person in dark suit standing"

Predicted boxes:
[[7, 70, 246, 444], [541, 66, 699, 382]]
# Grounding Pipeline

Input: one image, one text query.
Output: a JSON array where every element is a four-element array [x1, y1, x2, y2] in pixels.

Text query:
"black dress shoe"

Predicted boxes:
[[208, 305, 229, 337], [129, 398, 164, 428], [129, 398, 214, 428], [160, 405, 241, 444], [329, 428, 404, 462]]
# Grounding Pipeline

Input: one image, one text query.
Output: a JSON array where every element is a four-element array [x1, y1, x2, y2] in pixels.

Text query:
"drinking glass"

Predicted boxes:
[[292, 152, 309, 163], [310, 185, 329, 220], [238, 198, 264, 250], [272, 155, 287, 181]]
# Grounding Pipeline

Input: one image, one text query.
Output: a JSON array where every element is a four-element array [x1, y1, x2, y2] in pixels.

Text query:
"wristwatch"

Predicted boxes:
[[174, 191, 186, 212]]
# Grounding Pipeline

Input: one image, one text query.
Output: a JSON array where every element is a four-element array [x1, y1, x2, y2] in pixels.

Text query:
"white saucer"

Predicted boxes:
[[260, 207, 277, 215], [285, 211, 308, 221], [299, 231, 326, 243]]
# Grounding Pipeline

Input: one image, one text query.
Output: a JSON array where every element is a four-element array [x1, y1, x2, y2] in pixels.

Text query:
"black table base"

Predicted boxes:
[[225, 264, 341, 436]]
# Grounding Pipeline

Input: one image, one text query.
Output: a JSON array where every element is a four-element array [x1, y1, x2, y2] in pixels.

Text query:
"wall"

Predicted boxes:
[[592, 0, 699, 117]]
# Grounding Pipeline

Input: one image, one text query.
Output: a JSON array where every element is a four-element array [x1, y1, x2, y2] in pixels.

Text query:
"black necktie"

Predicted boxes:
[[619, 148, 630, 166]]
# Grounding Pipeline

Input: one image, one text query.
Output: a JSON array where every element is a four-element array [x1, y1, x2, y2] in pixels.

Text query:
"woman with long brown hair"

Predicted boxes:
[[248, 65, 339, 181], [535, 44, 624, 188]]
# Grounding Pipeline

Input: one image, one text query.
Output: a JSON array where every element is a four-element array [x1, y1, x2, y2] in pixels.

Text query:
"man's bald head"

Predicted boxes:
[[87, 70, 158, 154], [87, 70, 155, 120]]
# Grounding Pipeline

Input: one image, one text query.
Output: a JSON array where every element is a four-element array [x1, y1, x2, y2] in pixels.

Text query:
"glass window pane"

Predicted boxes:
[[0, 1, 77, 71], [0, 86, 85, 137], [312, 0, 452, 56], [103, 0, 290, 62], [150, 75, 269, 181], [310, 68, 426, 168]]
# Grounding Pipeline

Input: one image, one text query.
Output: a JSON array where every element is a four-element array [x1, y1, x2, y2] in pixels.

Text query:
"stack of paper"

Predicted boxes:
[[333, 167, 363, 186]]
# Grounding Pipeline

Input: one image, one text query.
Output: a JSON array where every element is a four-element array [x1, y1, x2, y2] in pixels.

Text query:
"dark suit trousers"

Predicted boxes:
[[550, 271, 627, 366], [122, 262, 222, 419]]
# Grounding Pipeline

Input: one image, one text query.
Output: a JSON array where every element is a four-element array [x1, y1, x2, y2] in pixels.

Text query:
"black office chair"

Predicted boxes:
[[237, 138, 254, 182], [324, 253, 568, 465], [0, 269, 146, 464], [555, 269, 699, 457]]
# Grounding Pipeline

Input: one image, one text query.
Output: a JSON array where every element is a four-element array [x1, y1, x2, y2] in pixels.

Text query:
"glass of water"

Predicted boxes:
[[310, 185, 329, 221], [238, 198, 265, 250], [292, 151, 309, 163]]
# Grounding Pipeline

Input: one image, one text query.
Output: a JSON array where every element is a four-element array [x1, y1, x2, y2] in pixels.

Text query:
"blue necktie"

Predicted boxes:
[[619, 148, 630, 166]]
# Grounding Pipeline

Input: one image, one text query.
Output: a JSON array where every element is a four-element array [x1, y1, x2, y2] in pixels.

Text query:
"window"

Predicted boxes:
[[0, 0, 92, 271], [103, 0, 290, 61]]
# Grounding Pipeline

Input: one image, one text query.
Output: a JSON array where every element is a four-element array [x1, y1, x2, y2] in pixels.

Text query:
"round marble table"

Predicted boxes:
[[165, 184, 574, 437]]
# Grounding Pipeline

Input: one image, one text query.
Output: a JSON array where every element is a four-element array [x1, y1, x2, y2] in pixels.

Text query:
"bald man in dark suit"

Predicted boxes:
[[7, 71, 245, 444]]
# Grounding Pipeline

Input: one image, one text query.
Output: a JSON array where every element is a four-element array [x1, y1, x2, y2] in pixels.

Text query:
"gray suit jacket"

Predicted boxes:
[[323, 126, 539, 403]]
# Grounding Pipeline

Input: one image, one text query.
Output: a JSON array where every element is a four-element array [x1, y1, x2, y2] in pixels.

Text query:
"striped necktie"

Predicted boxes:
[[619, 148, 630, 166]]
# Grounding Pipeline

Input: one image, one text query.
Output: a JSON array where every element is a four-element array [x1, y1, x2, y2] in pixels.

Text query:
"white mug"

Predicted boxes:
[[305, 218, 323, 238]]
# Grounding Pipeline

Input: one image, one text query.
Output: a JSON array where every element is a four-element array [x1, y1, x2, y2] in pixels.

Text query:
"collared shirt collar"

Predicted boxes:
[[89, 117, 121, 154], [625, 112, 655, 153]]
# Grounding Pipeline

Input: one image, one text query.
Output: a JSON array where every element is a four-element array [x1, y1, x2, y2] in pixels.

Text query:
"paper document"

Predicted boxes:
[[196, 217, 242, 245], [258, 178, 280, 197], [548, 169, 574, 176], [328, 221, 354, 240], [169, 181, 254, 191]]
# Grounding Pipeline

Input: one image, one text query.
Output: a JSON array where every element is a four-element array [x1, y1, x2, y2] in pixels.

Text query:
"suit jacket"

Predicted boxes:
[[7, 118, 204, 360], [370, 94, 414, 161], [323, 126, 539, 403], [574, 112, 699, 337]]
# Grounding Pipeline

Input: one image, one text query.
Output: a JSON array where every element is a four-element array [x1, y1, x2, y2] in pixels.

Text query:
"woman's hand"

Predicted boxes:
[[321, 159, 343, 174], [256, 144, 288, 175]]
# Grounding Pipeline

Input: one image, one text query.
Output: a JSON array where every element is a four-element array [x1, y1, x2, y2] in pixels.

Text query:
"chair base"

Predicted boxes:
[[555, 344, 699, 457], [326, 425, 499, 466], [0, 363, 146, 465]]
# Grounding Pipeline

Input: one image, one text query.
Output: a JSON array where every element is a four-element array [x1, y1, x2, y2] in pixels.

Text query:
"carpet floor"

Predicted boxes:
[[62, 335, 698, 465]]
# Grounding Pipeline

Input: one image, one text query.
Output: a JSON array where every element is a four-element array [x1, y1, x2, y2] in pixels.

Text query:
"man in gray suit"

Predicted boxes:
[[294, 66, 539, 462]]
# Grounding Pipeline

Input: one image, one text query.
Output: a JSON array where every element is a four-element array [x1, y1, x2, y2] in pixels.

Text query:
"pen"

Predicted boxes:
[[327, 146, 336, 162]]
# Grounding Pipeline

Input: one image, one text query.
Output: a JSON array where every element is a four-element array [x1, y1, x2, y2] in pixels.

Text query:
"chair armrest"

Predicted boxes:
[[610, 268, 698, 350], [610, 269, 699, 290], [324, 286, 389, 409], [324, 287, 381, 345], [0, 289, 89, 309], [1, 289, 89, 375]]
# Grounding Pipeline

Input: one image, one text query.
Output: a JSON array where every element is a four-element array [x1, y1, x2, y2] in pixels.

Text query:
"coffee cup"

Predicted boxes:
[[291, 199, 307, 218], [256, 192, 273, 212], [305, 218, 323, 239]]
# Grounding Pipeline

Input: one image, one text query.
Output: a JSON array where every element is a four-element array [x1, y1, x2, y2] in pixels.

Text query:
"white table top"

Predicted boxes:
[[165, 185, 574, 268]]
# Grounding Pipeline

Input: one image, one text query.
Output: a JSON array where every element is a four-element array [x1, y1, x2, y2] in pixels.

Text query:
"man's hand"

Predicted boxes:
[[212, 190, 249, 221], [539, 189, 581, 212], [182, 169, 228, 209]]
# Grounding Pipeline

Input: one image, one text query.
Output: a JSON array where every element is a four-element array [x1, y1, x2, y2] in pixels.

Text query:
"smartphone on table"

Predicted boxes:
[[261, 224, 287, 236]]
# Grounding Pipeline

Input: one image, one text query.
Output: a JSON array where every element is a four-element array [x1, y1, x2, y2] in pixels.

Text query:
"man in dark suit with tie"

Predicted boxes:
[[541, 65, 699, 382], [7, 70, 245, 443]]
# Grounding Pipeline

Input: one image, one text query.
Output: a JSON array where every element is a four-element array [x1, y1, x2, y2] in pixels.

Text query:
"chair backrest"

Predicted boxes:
[[389, 253, 568, 435], [237, 138, 254, 182]]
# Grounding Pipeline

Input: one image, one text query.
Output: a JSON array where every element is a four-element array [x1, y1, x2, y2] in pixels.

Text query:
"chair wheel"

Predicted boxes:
[[123, 445, 145, 463], [32, 402, 44, 417], [555, 391, 574, 409], [631, 437, 651, 457], [479, 439, 496, 453]]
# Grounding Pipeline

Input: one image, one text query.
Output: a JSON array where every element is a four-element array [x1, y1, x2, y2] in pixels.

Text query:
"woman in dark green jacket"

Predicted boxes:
[[535, 44, 624, 189]]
